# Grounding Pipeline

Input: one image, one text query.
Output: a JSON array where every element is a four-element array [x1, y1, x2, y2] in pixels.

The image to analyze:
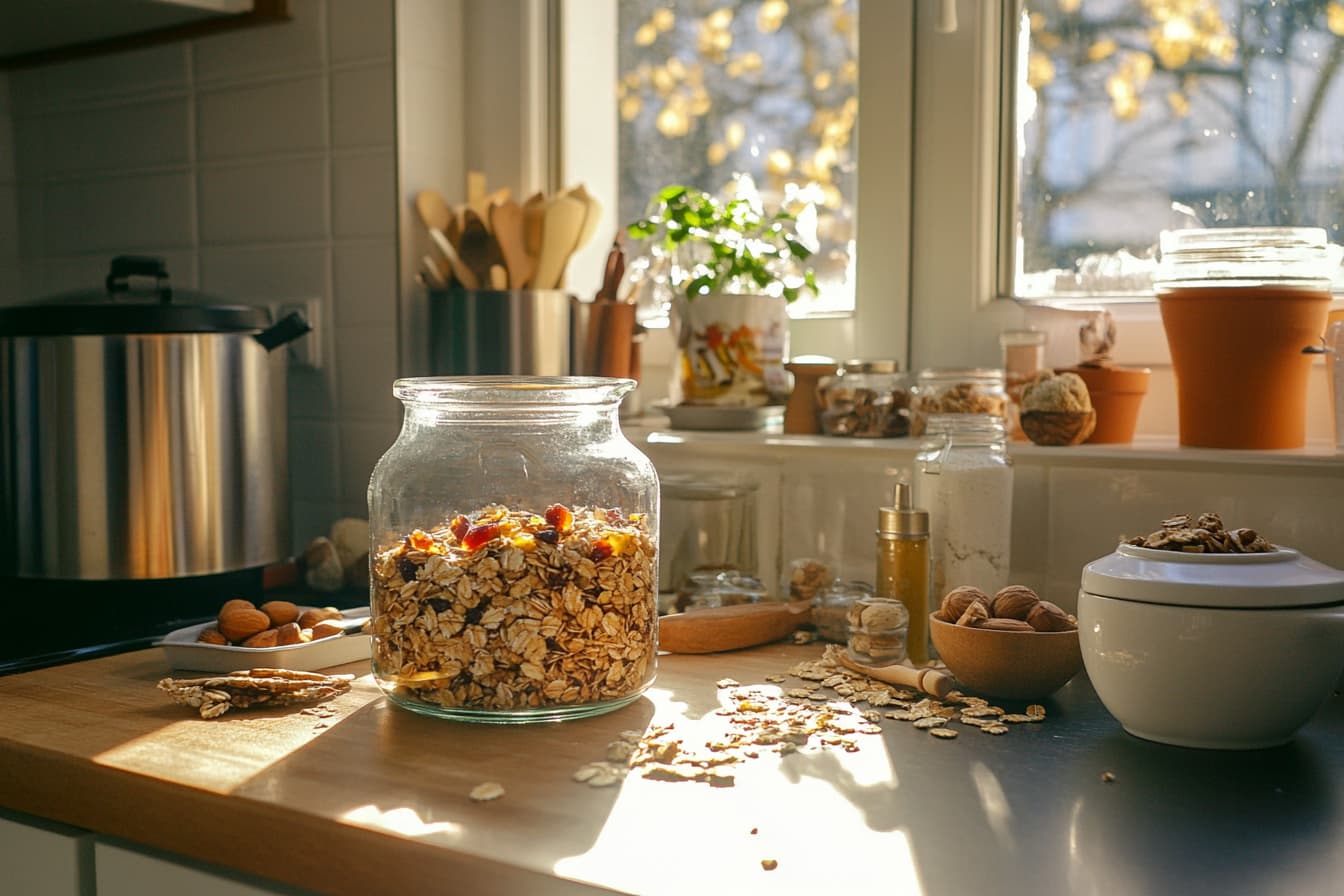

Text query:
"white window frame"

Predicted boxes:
[[555, 0, 915, 368]]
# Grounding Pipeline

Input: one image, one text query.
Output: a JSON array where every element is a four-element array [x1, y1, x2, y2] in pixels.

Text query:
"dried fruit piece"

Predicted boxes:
[[409, 529, 435, 551], [535, 528, 561, 545], [761, 859, 778, 871], [544, 503, 574, 533], [590, 539, 614, 561], [448, 515, 471, 542], [461, 522, 501, 551]]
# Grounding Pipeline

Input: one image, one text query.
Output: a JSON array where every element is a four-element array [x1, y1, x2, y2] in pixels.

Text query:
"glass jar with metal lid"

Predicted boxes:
[[908, 367, 1008, 437], [816, 359, 911, 437]]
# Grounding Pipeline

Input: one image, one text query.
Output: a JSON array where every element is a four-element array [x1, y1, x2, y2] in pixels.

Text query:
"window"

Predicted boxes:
[[613, 0, 859, 322], [1013, 0, 1344, 304]]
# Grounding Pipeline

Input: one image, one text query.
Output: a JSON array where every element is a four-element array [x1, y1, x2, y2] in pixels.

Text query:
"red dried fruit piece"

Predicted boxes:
[[590, 539, 614, 561], [462, 522, 501, 551], [448, 515, 470, 542], [544, 504, 574, 533], [408, 529, 435, 552]]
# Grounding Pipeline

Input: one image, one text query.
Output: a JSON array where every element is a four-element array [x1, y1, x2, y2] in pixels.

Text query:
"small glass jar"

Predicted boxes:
[[915, 414, 1013, 603], [681, 571, 769, 611], [908, 367, 1008, 437], [787, 556, 835, 602], [367, 376, 659, 724], [846, 596, 909, 666], [816, 360, 911, 437], [812, 580, 874, 643], [999, 331, 1047, 442]]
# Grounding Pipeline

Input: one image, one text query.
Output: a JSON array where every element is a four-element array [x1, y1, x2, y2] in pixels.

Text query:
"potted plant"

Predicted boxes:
[[626, 180, 818, 408], [1061, 310, 1151, 444]]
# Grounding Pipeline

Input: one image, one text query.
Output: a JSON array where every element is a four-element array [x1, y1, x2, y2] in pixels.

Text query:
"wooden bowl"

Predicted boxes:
[[929, 615, 1082, 700], [1020, 409, 1096, 446]]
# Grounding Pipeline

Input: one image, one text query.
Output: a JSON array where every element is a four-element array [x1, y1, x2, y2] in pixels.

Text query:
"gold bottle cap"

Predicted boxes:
[[878, 480, 929, 537]]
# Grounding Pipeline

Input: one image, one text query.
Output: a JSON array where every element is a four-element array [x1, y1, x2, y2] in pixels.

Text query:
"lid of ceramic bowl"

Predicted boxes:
[[1081, 544, 1344, 609]]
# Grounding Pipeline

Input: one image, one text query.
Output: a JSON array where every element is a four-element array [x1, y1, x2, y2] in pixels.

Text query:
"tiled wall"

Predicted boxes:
[[0, 75, 16, 301], [1, 0, 402, 549]]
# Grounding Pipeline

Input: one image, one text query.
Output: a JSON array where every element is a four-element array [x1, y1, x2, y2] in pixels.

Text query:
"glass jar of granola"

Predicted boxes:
[[908, 367, 1008, 437], [367, 376, 659, 723]]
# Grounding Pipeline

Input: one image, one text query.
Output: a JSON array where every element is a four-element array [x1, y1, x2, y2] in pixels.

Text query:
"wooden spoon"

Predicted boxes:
[[414, 189, 477, 288], [530, 195, 587, 289], [489, 199, 534, 289], [458, 208, 504, 290], [522, 191, 547, 257]]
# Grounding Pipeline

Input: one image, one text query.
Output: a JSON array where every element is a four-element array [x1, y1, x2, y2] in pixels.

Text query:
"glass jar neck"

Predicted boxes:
[[394, 376, 632, 433], [922, 413, 1007, 447], [1156, 226, 1339, 287]]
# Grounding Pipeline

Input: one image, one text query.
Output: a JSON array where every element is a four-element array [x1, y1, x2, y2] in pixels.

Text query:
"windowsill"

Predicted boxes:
[[625, 417, 1343, 471]]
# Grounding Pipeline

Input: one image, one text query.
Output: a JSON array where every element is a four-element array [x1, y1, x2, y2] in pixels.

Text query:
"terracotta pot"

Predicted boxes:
[[1061, 365, 1151, 444], [1157, 285, 1329, 449]]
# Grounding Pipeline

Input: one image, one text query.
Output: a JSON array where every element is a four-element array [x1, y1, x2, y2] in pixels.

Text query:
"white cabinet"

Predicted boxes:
[[95, 839, 312, 896], [0, 809, 94, 896]]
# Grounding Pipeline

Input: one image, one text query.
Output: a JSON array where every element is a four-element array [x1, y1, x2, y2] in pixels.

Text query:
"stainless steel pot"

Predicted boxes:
[[0, 256, 310, 580]]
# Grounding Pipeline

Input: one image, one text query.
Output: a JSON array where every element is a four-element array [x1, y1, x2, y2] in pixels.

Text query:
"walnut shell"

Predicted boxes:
[[298, 606, 343, 629], [1027, 600, 1077, 632], [955, 600, 990, 627], [990, 585, 1040, 620], [979, 618, 1036, 632], [939, 585, 991, 622], [241, 628, 280, 648], [218, 607, 270, 643], [260, 600, 300, 627], [1020, 409, 1096, 447]]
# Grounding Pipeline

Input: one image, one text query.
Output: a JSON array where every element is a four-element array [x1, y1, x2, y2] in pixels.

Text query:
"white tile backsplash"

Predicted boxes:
[[289, 419, 341, 501], [333, 240, 397, 326], [41, 98, 191, 175], [199, 244, 331, 304], [334, 323, 400, 419], [197, 76, 327, 161], [43, 172, 195, 254], [329, 0, 395, 63], [193, 0, 326, 85], [38, 44, 188, 109], [339, 419, 399, 516], [332, 150, 396, 239], [199, 157, 329, 244], [330, 64, 395, 149]]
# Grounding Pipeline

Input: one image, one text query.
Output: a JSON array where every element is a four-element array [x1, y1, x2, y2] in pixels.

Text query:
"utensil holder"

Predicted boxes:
[[428, 288, 577, 376]]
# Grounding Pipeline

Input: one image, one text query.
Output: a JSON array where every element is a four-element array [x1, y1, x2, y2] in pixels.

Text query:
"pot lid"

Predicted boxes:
[[0, 255, 272, 336], [1081, 543, 1344, 609]]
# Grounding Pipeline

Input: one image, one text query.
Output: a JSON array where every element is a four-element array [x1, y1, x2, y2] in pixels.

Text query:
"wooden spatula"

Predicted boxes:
[[490, 199, 533, 289], [531, 195, 587, 289], [415, 189, 477, 288], [459, 208, 505, 290]]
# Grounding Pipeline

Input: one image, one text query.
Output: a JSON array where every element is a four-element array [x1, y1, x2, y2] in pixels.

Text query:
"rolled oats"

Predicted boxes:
[[371, 504, 656, 713]]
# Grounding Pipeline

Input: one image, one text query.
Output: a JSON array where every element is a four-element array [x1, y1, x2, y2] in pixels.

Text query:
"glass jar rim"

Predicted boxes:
[[923, 412, 1006, 434], [842, 359, 900, 374], [393, 376, 635, 406], [1159, 226, 1328, 255], [916, 367, 1004, 382]]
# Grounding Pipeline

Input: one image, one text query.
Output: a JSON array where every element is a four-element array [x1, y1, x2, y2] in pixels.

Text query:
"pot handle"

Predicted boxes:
[[254, 310, 312, 351], [107, 255, 172, 303]]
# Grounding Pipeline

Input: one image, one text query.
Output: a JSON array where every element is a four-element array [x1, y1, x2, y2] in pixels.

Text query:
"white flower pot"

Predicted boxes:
[[671, 292, 789, 407]]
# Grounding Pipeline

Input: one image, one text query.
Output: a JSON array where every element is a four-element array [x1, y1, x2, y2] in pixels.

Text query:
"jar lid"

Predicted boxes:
[[1081, 543, 1344, 609]]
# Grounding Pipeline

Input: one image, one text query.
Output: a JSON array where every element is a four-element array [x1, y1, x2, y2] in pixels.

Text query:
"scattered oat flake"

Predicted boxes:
[[469, 781, 505, 801], [1102, 771, 1117, 783], [930, 727, 959, 739], [1001, 714, 1037, 723], [982, 725, 1010, 736], [1026, 704, 1046, 719], [716, 678, 740, 689], [761, 859, 779, 871], [764, 674, 787, 683], [913, 717, 946, 729]]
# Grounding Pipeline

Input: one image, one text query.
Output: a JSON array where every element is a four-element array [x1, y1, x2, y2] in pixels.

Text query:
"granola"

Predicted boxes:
[[370, 503, 656, 712], [1122, 512, 1273, 554], [157, 668, 354, 719]]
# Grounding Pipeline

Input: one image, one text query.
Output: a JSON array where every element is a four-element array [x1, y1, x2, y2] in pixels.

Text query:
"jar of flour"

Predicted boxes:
[[915, 414, 1013, 604]]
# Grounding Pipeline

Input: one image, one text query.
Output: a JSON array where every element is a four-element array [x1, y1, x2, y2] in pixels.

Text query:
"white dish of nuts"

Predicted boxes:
[[158, 605, 371, 673]]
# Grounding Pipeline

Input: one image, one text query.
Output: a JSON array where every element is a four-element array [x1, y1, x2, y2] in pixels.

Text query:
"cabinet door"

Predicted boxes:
[[95, 839, 311, 896], [0, 809, 94, 896]]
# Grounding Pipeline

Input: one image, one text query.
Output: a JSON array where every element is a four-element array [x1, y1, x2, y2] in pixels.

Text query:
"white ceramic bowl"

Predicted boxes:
[[1079, 544, 1344, 750]]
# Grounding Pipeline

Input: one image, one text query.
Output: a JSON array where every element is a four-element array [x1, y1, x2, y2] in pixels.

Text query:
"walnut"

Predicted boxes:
[[939, 585, 990, 622], [990, 585, 1040, 620], [979, 618, 1035, 632], [1026, 601, 1077, 632]]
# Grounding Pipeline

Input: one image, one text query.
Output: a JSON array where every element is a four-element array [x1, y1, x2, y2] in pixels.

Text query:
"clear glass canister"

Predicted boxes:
[[915, 414, 1013, 605], [999, 331, 1047, 442], [1155, 227, 1339, 449], [816, 360, 911, 437], [846, 596, 909, 666], [812, 579, 875, 643], [367, 376, 659, 724], [908, 367, 1008, 437]]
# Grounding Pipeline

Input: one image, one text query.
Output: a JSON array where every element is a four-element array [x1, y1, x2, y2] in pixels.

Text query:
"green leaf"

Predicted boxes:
[[657, 184, 690, 203], [627, 220, 656, 239]]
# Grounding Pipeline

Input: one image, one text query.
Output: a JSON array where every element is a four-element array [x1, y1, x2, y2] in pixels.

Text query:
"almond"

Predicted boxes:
[[310, 619, 346, 641], [260, 600, 300, 627], [196, 627, 228, 646], [241, 629, 280, 648], [275, 622, 304, 645], [219, 598, 256, 615], [990, 585, 1040, 620], [218, 607, 270, 643], [298, 606, 343, 629], [979, 618, 1036, 632]]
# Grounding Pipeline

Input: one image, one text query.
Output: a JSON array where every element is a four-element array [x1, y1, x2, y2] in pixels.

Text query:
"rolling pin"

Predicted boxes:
[[658, 601, 812, 654], [835, 650, 955, 700]]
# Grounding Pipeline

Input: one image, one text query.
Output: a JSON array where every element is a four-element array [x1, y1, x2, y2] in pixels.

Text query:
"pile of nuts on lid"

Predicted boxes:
[[1123, 511, 1273, 554], [934, 584, 1077, 632]]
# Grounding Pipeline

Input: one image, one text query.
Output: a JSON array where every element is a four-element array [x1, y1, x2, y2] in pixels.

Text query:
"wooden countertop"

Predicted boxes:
[[1, 644, 1343, 896]]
